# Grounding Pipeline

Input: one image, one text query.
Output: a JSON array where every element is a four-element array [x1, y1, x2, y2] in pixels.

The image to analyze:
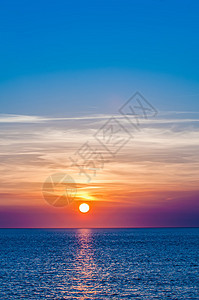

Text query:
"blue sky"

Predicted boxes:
[[0, 0, 199, 80], [0, 0, 199, 116]]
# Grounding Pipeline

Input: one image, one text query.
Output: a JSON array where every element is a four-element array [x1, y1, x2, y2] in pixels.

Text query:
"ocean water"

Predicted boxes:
[[0, 228, 198, 300]]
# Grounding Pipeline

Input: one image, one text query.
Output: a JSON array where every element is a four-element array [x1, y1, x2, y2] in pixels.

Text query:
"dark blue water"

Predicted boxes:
[[0, 228, 198, 299]]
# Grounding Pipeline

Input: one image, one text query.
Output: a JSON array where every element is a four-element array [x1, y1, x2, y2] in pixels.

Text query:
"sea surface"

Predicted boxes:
[[0, 228, 198, 299]]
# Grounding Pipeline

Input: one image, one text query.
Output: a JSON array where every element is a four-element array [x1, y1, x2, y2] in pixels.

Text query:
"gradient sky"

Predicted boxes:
[[0, 0, 199, 227]]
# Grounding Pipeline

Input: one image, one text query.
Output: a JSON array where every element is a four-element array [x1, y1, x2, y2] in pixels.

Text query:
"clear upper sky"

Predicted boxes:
[[0, 0, 198, 80], [0, 0, 199, 115], [0, 0, 198, 78]]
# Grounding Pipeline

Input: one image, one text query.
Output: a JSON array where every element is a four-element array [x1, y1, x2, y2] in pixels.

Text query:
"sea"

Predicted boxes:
[[0, 228, 198, 299]]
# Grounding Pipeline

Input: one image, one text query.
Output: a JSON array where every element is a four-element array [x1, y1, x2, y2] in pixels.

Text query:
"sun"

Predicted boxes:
[[79, 203, 90, 213]]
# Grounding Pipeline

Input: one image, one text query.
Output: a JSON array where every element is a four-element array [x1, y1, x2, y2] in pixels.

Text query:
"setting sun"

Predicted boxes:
[[79, 203, 90, 213]]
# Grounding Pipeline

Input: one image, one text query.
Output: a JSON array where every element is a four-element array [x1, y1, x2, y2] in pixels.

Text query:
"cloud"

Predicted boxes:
[[0, 111, 199, 212]]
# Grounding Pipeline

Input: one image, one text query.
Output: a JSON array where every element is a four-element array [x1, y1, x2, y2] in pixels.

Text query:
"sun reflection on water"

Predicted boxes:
[[71, 229, 99, 298]]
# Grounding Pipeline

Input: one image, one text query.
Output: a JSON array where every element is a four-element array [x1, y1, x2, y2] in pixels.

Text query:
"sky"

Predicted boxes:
[[0, 0, 199, 227]]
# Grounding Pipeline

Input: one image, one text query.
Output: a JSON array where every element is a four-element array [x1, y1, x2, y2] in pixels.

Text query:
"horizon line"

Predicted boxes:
[[0, 226, 198, 229]]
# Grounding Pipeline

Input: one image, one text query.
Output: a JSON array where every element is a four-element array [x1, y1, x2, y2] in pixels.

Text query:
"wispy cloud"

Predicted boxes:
[[0, 112, 199, 210]]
